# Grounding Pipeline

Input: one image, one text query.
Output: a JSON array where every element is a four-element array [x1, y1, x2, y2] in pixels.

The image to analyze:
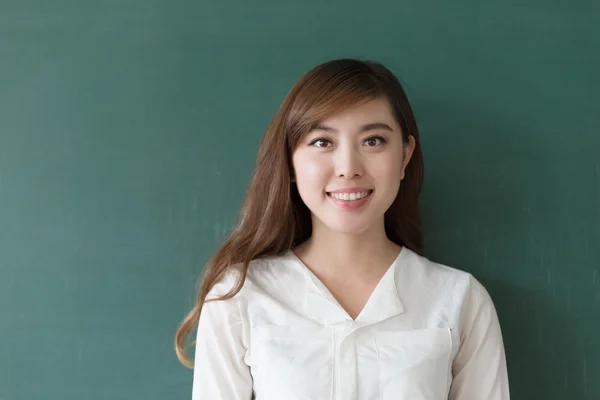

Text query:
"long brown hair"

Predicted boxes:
[[175, 58, 425, 367]]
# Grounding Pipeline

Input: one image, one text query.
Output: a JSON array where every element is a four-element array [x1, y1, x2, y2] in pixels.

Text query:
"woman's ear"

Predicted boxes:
[[400, 135, 416, 181]]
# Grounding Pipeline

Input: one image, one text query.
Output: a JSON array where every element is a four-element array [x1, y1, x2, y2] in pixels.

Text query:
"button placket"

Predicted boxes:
[[336, 322, 358, 400]]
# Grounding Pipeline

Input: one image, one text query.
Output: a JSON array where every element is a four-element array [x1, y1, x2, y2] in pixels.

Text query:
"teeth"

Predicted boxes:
[[331, 191, 370, 201]]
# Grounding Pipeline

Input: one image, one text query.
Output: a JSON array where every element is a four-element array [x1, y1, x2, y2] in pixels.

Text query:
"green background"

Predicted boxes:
[[1, 0, 599, 399]]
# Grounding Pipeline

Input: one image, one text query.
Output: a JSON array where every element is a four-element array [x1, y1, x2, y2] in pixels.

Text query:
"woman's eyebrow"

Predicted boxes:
[[312, 122, 395, 133]]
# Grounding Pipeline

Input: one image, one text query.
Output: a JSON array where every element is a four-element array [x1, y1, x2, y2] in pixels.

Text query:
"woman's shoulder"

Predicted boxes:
[[206, 251, 298, 300], [403, 248, 471, 279], [402, 248, 493, 303]]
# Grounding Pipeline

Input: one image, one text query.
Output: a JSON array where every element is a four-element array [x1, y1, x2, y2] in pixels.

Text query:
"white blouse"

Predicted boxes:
[[192, 247, 510, 400]]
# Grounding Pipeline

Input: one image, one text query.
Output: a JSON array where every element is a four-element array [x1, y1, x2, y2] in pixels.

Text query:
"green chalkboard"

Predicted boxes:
[[1, 1, 598, 399]]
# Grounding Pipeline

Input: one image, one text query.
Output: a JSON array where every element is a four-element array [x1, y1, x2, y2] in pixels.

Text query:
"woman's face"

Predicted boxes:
[[292, 97, 415, 236]]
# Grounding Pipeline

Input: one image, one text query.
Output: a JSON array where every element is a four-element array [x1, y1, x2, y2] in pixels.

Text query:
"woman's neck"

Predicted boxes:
[[293, 221, 401, 280]]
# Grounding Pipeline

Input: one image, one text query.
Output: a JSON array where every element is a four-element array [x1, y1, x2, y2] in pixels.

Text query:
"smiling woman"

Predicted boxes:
[[292, 97, 415, 236], [176, 58, 510, 400]]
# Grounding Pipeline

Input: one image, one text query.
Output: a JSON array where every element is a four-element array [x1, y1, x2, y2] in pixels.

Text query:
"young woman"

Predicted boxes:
[[175, 58, 510, 400]]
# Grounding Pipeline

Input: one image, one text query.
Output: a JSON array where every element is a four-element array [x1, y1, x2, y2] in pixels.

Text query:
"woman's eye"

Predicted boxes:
[[310, 138, 332, 148], [364, 136, 386, 147]]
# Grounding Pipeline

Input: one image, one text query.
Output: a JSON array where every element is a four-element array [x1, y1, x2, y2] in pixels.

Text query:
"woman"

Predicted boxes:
[[175, 58, 510, 400]]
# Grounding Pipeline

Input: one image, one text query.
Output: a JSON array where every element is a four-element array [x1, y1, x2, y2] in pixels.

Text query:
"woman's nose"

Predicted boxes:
[[334, 146, 364, 178]]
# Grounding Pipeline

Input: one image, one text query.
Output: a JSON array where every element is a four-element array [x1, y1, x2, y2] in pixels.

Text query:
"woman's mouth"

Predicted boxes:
[[326, 190, 373, 210]]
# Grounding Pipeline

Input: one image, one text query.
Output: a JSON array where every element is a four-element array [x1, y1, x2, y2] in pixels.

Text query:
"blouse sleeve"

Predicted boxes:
[[191, 279, 253, 400], [449, 275, 510, 400]]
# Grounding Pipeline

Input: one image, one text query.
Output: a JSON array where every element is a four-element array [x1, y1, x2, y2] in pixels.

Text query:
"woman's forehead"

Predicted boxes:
[[316, 97, 398, 130]]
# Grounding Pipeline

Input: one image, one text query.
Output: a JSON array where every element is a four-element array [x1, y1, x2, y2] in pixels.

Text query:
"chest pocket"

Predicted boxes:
[[253, 325, 333, 400], [375, 328, 453, 400]]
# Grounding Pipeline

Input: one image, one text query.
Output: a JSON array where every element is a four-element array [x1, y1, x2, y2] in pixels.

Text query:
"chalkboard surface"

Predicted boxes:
[[1, 1, 598, 399]]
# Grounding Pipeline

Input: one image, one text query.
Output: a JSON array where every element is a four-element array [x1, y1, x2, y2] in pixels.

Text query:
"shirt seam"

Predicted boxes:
[[331, 328, 336, 400], [374, 334, 382, 400]]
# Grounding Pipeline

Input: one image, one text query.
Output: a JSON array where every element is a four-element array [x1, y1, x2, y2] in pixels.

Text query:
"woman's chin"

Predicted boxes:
[[319, 219, 374, 236]]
